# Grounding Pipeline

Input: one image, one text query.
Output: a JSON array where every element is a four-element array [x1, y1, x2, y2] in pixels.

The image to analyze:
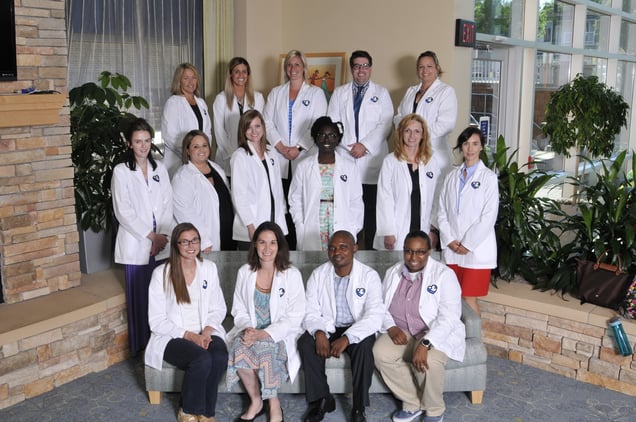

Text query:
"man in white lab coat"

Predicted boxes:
[[373, 230, 465, 422], [298, 231, 384, 422], [328, 50, 393, 250]]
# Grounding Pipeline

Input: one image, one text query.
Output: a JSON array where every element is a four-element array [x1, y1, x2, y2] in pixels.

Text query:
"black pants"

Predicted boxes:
[[282, 176, 297, 250], [164, 335, 228, 417], [361, 184, 377, 250], [297, 328, 376, 410]]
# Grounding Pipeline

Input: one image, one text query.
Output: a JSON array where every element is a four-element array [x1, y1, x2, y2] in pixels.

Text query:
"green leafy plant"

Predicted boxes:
[[70, 71, 150, 232]]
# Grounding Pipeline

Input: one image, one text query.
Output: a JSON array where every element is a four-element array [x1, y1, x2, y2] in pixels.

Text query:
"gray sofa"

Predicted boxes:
[[145, 251, 487, 405]]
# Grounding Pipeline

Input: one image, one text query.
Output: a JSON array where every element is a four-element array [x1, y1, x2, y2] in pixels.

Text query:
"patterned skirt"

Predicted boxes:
[[226, 335, 288, 398]]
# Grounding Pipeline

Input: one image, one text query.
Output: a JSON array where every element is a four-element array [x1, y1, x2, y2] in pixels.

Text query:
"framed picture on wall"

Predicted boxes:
[[278, 52, 346, 101]]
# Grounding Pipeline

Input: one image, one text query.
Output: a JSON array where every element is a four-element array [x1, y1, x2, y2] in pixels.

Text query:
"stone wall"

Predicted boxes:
[[0, 0, 79, 303], [481, 297, 636, 396]]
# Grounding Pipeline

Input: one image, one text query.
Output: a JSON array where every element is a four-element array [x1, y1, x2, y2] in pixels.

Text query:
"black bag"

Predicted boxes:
[[576, 252, 633, 310]]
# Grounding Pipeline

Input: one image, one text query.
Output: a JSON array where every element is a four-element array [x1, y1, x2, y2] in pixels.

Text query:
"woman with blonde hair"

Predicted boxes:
[[161, 63, 212, 177], [213, 57, 265, 175], [374, 113, 441, 250]]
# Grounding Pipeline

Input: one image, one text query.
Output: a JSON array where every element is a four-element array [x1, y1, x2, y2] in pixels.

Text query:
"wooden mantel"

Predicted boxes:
[[0, 93, 66, 128]]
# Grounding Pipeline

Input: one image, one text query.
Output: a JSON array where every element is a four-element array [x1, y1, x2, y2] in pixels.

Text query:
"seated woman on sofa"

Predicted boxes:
[[145, 223, 228, 422], [226, 221, 306, 422]]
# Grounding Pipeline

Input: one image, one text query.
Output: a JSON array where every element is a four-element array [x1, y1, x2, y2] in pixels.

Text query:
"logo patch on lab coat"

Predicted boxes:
[[471, 181, 481, 189], [427, 284, 438, 294], [202, 279, 208, 289], [370, 96, 379, 102], [425, 97, 434, 103], [340, 174, 348, 182], [302, 100, 310, 106], [279, 288, 285, 297], [270, 158, 275, 166], [355, 287, 366, 297], [152, 175, 160, 182], [426, 171, 434, 179]]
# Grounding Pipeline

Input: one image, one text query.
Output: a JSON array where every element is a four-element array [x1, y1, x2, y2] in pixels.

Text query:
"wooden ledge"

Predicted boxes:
[[0, 93, 66, 128]]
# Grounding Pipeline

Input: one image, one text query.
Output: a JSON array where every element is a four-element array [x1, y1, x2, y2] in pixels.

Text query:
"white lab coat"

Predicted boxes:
[[437, 161, 499, 269], [171, 160, 231, 251], [145, 259, 227, 370], [328, 81, 393, 184], [111, 160, 173, 265], [230, 142, 288, 242], [161, 95, 213, 177], [374, 153, 441, 250], [212, 91, 265, 174], [380, 260, 465, 362], [303, 259, 384, 343], [263, 81, 328, 178], [227, 264, 306, 382], [394, 79, 457, 174], [288, 150, 364, 250]]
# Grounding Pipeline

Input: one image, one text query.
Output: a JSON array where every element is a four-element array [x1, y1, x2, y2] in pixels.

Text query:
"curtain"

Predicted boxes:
[[67, 0, 204, 131]]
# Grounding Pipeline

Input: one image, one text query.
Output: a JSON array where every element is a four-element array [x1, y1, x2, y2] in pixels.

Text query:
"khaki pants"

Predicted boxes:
[[373, 333, 448, 417]]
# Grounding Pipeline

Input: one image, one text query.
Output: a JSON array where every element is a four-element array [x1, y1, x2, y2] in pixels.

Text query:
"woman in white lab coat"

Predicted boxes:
[[289, 116, 363, 250], [437, 126, 499, 316], [374, 113, 441, 250], [161, 63, 212, 177], [146, 223, 228, 422], [171, 130, 235, 251], [226, 222, 305, 422], [394, 51, 457, 177], [230, 110, 288, 249], [111, 118, 173, 355], [212, 57, 265, 175]]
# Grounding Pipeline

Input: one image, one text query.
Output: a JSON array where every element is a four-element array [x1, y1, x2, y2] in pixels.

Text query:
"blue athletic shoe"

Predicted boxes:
[[392, 409, 423, 422]]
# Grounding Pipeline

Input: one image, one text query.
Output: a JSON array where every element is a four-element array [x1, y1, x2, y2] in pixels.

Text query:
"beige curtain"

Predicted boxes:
[[204, 0, 233, 100]]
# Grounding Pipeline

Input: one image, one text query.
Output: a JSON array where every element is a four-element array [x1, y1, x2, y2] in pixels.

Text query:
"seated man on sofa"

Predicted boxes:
[[297, 230, 384, 422], [373, 230, 466, 422]]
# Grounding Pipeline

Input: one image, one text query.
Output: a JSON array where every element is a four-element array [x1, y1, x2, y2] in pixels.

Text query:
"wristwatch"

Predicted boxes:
[[296, 145, 304, 152], [421, 338, 433, 350]]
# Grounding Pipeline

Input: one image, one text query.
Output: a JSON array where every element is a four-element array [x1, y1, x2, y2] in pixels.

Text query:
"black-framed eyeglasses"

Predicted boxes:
[[404, 248, 429, 257], [351, 63, 371, 70], [177, 238, 201, 246], [317, 133, 339, 141]]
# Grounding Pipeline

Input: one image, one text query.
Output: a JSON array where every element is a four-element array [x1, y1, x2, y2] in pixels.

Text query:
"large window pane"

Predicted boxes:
[[590, 0, 612, 6], [624, 0, 636, 14], [582, 56, 608, 81], [616, 61, 635, 152], [475, 0, 523, 38], [584, 11, 610, 50], [537, 1, 575, 46], [620, 20, 636, 55]]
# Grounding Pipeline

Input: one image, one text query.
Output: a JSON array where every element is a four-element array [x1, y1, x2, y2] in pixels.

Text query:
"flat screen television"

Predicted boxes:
[[0, 0, 18, 81]]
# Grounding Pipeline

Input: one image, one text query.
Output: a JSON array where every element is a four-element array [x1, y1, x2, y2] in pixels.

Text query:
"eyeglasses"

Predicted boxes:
[[404, 248, 429, 257], [177, 238, 201, 246], [351, 63, 371, 70], [317, 133, 339, 141]]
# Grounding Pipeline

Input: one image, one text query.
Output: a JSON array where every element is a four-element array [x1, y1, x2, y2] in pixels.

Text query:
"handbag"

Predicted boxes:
[[576, 252, 633, 310]]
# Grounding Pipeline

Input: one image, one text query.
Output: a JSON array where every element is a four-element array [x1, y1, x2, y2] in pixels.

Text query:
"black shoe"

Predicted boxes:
[[351, 408, 366, 422], [303, 394, 336, 422], [234, 402, 266, 422]]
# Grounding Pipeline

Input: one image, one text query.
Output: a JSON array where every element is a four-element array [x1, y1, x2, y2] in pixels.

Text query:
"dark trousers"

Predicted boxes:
[[297, 328, 376, 410], [361, 184, 377, 250], [164, 336, 228, 417], [282, 175, 297, 250]]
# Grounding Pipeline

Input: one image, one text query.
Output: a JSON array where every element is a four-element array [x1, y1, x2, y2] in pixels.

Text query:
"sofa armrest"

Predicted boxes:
[[461, 299, 482, 340]]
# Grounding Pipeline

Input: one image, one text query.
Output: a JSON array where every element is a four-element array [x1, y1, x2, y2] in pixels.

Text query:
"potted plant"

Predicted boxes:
[[542, 74, 628, 193], [70, 71, 149, 273]]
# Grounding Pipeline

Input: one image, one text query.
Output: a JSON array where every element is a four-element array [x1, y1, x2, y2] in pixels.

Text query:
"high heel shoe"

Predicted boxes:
[[234, 403, 266, 422]]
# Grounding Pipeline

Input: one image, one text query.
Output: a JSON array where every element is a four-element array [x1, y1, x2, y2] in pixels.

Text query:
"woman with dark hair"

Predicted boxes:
[[146, 223, 228, 422], [161, 63, 212, 177], [111, 117, 173, 355], [226, 222, 305, 422], [172, 130, 235, 251], [213, 57, 265, 175], [374, 113, 441, 250], [437, 126, 499, 316], [394, 51, 457, 179], [288, 116, 363, 250], [230, 110, 288, 249]]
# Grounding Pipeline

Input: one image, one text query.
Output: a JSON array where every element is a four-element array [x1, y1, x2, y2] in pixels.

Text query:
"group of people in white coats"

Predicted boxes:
[[109, 47, 499, 422]]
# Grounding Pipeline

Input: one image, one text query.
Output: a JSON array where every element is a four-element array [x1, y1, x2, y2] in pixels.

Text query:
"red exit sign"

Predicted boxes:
[[455, 19, 476, 48]]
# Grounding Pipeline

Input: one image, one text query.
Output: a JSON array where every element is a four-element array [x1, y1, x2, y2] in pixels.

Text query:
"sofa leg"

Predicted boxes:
[[469, 390, 483, 404], [148, 390, 161, 404]]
